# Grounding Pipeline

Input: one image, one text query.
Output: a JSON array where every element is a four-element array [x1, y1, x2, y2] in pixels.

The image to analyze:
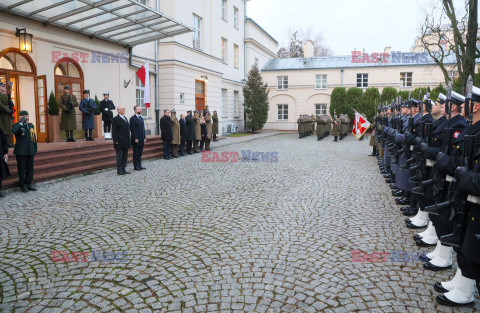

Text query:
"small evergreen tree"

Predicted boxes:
[[345, 87, 363, 120], [430, 85, 447, 101], [380, 87, 398, 104], [93, 95, 101, 115], [243, 64, 269, 132], [329, 87, 346, 116], [398, 90, 410, 101], [411, 87, 427, 100], [362, 87, 380, 122], [47, 91, 59, 115]]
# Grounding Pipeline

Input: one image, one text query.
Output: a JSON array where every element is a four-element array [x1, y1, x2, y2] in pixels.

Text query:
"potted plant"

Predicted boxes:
[[92, 95, 103, 138], [47, 91, 61, 142]]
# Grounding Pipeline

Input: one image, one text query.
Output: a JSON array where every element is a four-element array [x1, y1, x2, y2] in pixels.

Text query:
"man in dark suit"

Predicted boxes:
[[179, 114, 187, 156], [130, 105, 146, 171], [112, 106, 131, 175], [160, 109, 172, 160], [185, 110, 195, 154], [12, 111, 37, 192], [0, 125, 10, 197]]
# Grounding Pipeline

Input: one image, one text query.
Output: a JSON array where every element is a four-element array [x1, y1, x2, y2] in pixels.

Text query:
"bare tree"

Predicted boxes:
[[277, 26, 333, 58], [419, 0, 479, 90]]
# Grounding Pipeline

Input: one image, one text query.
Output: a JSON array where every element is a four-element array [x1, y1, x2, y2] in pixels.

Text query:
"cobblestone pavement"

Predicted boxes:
[[0, 133, 479, 313]]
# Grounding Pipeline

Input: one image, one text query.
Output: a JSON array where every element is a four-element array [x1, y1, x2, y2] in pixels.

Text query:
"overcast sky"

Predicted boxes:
[[247, 0, 459, 56]]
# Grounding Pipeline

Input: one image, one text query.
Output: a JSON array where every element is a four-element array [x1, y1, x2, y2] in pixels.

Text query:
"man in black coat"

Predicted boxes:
[[160, 109, 172, 160], [12, 111, 37, 192], [185, 110, 195, 154], [99, 92, 115, 140], [0, 125, 9, 197], [179, 114, 187, 156], [130, 105, 146, 171], [112, 106, 131, 175]]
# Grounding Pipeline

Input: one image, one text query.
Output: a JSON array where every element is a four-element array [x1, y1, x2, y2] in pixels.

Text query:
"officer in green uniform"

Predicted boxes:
[[331, 112, 340, 141], [12, 110, 37, 193], [0, 82, 13, 138], [58, 85, 79, 142]]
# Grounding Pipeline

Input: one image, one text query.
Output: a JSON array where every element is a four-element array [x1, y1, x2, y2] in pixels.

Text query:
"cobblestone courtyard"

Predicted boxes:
[[1, 132, 479, 313]]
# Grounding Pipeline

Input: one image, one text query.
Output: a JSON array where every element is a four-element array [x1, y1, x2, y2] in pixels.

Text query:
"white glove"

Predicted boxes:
[[104, 108, 108, 111]]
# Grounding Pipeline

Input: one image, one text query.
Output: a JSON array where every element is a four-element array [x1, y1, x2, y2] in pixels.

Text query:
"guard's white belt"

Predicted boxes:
[[467, 195, 480, 204], [426, 160, 435, 167], [410, 145, 414, 151], [446, 175, 454, 182]]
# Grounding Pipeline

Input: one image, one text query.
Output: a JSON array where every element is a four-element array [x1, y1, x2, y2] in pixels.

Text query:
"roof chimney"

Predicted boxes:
[[303, 40, 314, 58]]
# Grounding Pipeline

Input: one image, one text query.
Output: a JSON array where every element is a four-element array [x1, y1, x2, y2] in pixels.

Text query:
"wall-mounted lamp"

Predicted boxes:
[[16, 28, 33, 53], [201, 75, 208, 83]]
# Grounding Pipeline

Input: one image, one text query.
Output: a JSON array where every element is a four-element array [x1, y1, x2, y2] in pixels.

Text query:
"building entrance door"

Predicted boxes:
[[195, 80, 205, 113]]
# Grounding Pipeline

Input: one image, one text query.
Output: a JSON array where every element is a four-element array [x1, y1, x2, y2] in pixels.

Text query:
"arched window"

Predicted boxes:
[[0, 48, 36, 75], [54, 58, 83, 79]]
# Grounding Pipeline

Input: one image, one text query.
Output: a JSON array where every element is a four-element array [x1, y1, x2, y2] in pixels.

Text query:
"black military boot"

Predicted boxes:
[[88, 129, 94, 141], [333, 136, 338, 141]]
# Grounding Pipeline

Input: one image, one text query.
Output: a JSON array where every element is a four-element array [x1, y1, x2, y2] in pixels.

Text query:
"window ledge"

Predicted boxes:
[[276, 119, 289, 122], [315, 87, 327, 90], [221, 116, 228, 118], [277, 88, 288, 91]]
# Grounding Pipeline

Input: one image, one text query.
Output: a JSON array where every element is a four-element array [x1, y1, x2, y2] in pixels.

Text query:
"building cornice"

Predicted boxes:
[[244, 38, 277, 59]]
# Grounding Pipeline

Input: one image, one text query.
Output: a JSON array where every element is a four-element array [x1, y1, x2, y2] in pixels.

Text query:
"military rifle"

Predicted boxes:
[[440, 75, 475, 247]]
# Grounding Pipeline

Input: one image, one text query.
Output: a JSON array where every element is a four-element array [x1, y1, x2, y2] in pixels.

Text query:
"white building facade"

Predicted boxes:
[[261, 45, 477, 130], [0, 0, 277, 141]]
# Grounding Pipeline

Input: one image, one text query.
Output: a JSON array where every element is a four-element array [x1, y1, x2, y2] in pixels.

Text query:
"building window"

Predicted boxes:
[[400, 72, 412, 87], [222, 38, 228, 63], [221, 88, 227, 117], [193, 14, 202, 49], [221, 0, 227, 21], [277, 76, 288, 90], [277, 104, 288, 120], [315, 104, 327, 115], [233, 6, 239, 29], [233, 90, 239, 117], [234, 44, 239, 68], [315, 74, 327, 89], [136, 76, 148, 117], [356, 73, 368, 88], [180, 93, 185, 103]]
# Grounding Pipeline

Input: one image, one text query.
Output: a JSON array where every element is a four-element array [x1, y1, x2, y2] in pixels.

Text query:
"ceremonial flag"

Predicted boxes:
[[136, 62, 150, 108], [352, 112, 371, 139]]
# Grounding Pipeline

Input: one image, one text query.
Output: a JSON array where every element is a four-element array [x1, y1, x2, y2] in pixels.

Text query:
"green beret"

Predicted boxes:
[[19, 110, 29, 117]]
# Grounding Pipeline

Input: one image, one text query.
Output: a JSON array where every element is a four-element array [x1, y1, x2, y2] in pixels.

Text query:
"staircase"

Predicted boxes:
[[3, 136, 163, 189]]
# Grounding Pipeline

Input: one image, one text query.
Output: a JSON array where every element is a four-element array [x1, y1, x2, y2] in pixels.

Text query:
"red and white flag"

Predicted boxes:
[[352, 112, 371, 139], [136, 62, 150, 108]]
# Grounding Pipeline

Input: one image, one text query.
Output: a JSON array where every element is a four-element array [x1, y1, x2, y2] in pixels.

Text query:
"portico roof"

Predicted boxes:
[[0, 0, 193, 47]]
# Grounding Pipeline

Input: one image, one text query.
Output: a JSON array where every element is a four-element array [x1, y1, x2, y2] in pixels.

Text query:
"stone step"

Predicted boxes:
[[3, 136, 164, 189]]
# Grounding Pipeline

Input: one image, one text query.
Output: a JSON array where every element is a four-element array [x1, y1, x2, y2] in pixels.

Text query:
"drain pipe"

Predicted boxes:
[[155, 0, 160, 135]]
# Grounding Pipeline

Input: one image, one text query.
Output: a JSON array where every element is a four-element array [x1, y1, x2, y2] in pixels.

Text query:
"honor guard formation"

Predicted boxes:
[[372, 77, 480, 307], [297, 113, 350, 141]]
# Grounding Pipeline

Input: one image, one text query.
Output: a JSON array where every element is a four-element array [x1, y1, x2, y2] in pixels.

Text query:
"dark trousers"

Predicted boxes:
[[116, 148, 128, 174], [205, 139, 210, 150], [65, 130, 73, 139], [16, 155, 34, 187], [133, 144, 144, 169], [103, 122, 112, 133], [163, 140, 171, 159], [213, 134, 217, 141], [193, 140, 200, 152], [199, 140, 205, 150], [180, 140, 186, 155], [186, 141, 193, 154], [84, 129, 93, 138]]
